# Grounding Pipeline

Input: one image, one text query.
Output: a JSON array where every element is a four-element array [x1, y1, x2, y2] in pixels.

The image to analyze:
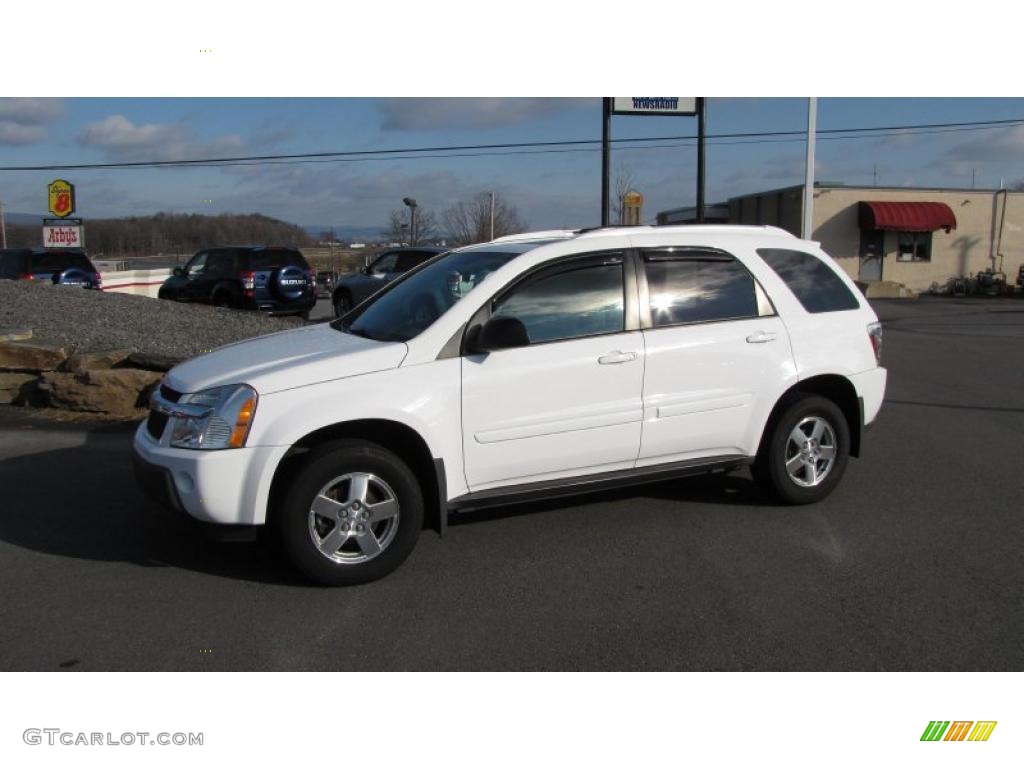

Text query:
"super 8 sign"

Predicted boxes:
[[48, 179, 76, 218]]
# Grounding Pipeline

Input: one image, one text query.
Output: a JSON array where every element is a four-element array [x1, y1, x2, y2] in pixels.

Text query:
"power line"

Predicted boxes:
[[1, 117, 1022, 172]]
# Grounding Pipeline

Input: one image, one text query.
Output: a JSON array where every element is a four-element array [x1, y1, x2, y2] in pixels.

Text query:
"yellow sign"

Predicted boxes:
[[48, 179, 76, 218]]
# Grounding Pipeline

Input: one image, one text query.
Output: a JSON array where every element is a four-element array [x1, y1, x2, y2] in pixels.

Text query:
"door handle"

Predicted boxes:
[[746, 331, 777, 344], [598, 350, 637, 365]]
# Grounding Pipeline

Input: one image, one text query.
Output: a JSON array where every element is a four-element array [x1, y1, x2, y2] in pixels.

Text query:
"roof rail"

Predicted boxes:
[[489, 230, 578, 244]]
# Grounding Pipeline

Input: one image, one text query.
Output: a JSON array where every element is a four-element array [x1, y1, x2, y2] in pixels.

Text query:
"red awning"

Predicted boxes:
[[859, 201, 957, 233]]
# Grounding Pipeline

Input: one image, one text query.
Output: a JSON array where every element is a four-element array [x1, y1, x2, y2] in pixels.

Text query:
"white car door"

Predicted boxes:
[[636, 248, 796, 465], [461, 252, 645, 490]]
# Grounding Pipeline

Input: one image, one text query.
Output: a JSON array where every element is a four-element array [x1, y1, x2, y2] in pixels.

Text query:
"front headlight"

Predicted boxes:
[[169, 384, 258, 450]]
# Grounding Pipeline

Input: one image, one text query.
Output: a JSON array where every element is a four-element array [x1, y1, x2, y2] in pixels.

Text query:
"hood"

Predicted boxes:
[[163, 323, 407, 395]]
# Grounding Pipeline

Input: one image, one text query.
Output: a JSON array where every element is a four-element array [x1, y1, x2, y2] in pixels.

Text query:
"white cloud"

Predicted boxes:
[[944, 125, 1024, 164], [377, 98, 594, 131], [78, 115, 249, 161], [0, 97, 63, 145]]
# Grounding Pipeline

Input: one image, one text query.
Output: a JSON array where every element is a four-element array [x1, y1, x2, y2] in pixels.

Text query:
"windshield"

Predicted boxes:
[[335, 245, 540, 342]]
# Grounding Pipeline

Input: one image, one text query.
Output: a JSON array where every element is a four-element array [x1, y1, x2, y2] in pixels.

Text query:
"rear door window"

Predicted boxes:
[[757, 248, 861, 313], [643, 251, 761, 326], [29, 252, 93, 272]]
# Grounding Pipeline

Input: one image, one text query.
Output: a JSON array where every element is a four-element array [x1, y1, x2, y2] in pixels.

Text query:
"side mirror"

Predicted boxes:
[[172, 267, 184, 277], [467, 316, 529, 354]]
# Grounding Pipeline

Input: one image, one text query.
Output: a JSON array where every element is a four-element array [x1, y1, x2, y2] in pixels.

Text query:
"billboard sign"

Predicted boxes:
[[612, 97, 697, 116], [43, 222, 84, 248], [47, 179, 76, 218]]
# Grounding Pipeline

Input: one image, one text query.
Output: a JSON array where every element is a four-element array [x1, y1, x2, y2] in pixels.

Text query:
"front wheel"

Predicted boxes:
[[276, 439, 423, 585], [333, 291, 353, 318], [753, 395, 850, 505]]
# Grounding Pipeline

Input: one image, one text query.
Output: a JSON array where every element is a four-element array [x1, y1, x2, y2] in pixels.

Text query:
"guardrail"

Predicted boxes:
[[100, 268, 171, 297]]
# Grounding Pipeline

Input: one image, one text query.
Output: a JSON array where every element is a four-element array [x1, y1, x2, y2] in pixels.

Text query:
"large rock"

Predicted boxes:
[[0, 341, 67, 372], [0, 372, 37, 404], [39, 369, 163, 417], [64, 349, 132, 373], [127, 351, 185, 372]]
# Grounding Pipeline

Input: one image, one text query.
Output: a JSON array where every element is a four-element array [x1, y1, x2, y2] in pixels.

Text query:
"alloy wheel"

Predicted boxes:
[[308, 472, 400, 564], [784, 416, 837, 488]]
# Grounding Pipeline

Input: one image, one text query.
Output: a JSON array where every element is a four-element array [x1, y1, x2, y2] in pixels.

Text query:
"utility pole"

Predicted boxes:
[[601, 98, 611, 226], [802, 97, 817, 240], [489, 191, 495, 240], [0, 200, 6, 249], [972, 168, 976, 189], [696, 98, 706, 223], [873, 164, 878, 186]]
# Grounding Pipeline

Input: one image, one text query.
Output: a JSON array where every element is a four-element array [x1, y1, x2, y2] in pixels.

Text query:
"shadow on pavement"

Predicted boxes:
[[0, 423, 306, 586]]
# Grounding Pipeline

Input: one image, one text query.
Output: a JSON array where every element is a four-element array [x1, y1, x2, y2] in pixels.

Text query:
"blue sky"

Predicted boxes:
[[1, 97, 1023, 233]]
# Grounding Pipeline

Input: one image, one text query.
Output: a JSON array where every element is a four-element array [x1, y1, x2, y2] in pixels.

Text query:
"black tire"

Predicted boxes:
[[212, 291, 234, 309], [276, 439, 423, 586], [333, 291, 353, 318], [753, 395, 850, 505]]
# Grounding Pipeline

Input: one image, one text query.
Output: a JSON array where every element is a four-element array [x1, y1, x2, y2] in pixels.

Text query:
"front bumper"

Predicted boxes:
[[133, 420, 289, 527]]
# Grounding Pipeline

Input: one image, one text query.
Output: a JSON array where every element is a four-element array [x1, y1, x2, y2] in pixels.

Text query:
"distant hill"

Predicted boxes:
[[2, 212, 313, 255], [3, 212, 46, 227], [301, 224, 386, 243]]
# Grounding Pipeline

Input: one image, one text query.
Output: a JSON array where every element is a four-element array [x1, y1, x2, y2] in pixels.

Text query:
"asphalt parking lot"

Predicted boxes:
[[0, 298, 1021, 671]]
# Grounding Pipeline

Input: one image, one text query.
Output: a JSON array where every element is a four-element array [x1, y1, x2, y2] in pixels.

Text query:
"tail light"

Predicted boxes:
[[93, 273, 103, 289], [239, 270, 255, 297], [867, 322, 883, 365], [16, 273, 33, 280], [308, 269, 317, 286]]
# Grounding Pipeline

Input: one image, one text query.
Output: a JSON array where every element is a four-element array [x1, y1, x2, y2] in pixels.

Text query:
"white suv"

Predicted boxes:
[[133, 225, 886, 585]]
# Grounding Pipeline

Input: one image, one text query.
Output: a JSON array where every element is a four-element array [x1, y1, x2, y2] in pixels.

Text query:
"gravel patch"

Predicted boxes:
[[0, 281, 306, 359]]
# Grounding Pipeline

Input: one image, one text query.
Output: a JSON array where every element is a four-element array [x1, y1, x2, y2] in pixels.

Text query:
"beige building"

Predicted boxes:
[[724, 184, 1024, 292]]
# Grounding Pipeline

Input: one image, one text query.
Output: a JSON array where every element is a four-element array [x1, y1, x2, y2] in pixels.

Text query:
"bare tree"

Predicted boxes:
[[442, 192, 527, 247], [386, 207, 437, 245], [612, 161, 638, 225]]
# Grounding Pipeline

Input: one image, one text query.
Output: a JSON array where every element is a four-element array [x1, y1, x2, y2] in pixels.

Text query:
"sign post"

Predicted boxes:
[[602, 98, 700, 226]]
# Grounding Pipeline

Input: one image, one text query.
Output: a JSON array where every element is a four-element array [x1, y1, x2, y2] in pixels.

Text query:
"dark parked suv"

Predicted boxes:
[[332, 246, 445, 317], [158, 246, 316, 317], [0, 247, 102, 289]]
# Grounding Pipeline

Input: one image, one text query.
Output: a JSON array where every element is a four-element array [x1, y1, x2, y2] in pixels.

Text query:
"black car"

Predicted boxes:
[[158, 246, 317, 317], [0, 247, 102, 289], [331, 246, 446, 317]]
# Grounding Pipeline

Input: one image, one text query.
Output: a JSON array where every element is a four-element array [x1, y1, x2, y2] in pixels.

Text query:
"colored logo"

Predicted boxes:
[[47, 179, 76, 218], [921, 721, 997, 742]]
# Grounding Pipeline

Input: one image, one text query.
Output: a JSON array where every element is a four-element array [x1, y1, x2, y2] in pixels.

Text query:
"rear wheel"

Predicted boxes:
[[212, 291, 234, 309], [753, 395, 850, 505], [276, 439, 423, 585]]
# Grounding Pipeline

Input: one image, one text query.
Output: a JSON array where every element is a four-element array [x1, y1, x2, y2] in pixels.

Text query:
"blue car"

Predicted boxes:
[[0, 247, 102, 289]]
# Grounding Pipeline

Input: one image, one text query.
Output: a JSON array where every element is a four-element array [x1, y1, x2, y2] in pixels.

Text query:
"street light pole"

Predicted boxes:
[[402, 197, 418, 245], [802, 97, 817, 239], [0, 200, 6, 249]]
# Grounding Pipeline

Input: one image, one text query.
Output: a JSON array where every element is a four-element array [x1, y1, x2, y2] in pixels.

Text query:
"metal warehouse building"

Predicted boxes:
[[666, 184, 1024, 293]]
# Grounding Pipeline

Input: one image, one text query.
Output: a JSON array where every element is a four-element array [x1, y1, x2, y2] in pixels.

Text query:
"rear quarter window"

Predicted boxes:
[[757, 248, 860, 313]]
